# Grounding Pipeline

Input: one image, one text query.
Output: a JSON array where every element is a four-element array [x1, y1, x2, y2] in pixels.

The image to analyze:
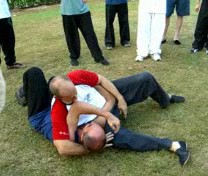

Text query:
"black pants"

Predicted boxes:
[[192, 0, 208, 50], [0, 18, 16, 65], [105, 3, 130, 47], [62, 12, 104, 61], [23, 67, 51, 117], [104, 72, 172, 152]]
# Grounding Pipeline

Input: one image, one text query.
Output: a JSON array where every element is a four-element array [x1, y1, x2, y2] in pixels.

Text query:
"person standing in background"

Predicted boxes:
[[190, 0, 208, 54], [0, 0, 26, 69], [135, 0, 166, 62], [61, 0, 109, 66], [162, 0, 190, 45], [104, 0, 130, 50]]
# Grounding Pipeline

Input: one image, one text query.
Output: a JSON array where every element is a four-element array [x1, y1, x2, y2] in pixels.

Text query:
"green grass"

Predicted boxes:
[[1, 1, 208, 175]]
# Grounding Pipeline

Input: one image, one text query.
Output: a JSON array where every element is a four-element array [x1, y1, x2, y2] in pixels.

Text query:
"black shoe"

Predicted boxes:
[[7, 62, 26, 69], [174, 40, 181, 45], [95, 57, 110, 65], [71, 59, 79, 66], [190, 48, 201, 53], [122, 41, 131, 47], [106, 44, 113, 50], [176, 143, 190, 166], [178, 141, 187, 150], [170, 95, 185, 103], [161, 39, 166, 44], [15, 86, 27, 106]]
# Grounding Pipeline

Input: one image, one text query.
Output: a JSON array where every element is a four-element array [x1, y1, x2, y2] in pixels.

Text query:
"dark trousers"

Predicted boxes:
[[62, 12, 104, 61], [23, 67, 51, 117], [192, 0, 208, 50], [104, 72, 172, 152], [105, 3, 130, 47], [0, 18, 16, 65]]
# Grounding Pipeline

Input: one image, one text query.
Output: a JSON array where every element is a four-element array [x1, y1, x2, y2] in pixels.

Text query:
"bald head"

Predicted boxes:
[[49, 75, 77, 104], [81, 123, 106, 151]]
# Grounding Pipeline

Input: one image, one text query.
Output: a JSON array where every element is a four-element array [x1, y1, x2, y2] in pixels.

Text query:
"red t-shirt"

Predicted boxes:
[[51, 70, 99, 140]]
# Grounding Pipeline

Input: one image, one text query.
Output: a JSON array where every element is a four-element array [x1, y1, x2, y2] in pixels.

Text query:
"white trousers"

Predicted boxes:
[[136, 10, 165, 57], [0, 69, 6, 113]]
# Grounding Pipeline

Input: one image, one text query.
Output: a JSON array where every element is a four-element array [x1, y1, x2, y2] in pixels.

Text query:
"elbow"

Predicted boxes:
[[56, 146, 68, 156]]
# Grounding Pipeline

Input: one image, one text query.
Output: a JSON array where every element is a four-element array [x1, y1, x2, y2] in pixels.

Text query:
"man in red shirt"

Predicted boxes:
[[16, 67, 190, 165]]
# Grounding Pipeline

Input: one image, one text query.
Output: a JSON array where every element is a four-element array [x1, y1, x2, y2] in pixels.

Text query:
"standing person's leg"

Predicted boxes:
[[112, 72, 184, 108], [78, 12, 109, 65], [0, 18, 25, 68], [149, 13, 165, 61], [62, 15, 80, 66], [23, 67, 51, 117], [118, 3, 130, 46], [162, 0, 175, 43], [174, 0, 190, 45], [105, 4, 117, 48], [191, 4, 208, 52], [135, 9, 151, 61]]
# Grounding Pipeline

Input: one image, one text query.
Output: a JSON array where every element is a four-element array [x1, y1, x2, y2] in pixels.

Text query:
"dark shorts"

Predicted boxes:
[[166, 0, 190, 17]]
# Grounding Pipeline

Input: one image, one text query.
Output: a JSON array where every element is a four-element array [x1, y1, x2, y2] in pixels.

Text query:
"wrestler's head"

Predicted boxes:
[[49, 75, 77, 105], [79, 122, 106, 151]]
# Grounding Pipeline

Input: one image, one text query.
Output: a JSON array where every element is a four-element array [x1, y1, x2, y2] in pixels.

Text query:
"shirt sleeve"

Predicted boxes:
[[51, 98, 70, 140], [67, 70, 99, 87]]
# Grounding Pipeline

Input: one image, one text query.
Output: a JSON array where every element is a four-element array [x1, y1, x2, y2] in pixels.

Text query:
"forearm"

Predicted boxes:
[[54, 140, 89, 156], [98, 75, 125, 103]]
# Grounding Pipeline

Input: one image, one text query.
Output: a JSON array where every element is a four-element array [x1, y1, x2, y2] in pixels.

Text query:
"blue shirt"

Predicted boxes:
[[105, 0, 127, 5], [61, 0, 89, 15]]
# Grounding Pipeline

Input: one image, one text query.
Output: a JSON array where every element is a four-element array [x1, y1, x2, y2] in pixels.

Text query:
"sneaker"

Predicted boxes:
[[151, 54, 161, 61], [71, 59, 79, 66], [174, 40, 181, 45], [176, 143, 190, 166], [178, 141, 187, 150], [106, 45, 113, 50], [7, 62, 26, 69], [135, 55, 144, 62], [206, 49, 208, 55], [170, 95, 185, 103], [190, 48, 201, 53], [95, 57, 110, 65], [15, 86, 27, 106], [123, 42, 131, 47]]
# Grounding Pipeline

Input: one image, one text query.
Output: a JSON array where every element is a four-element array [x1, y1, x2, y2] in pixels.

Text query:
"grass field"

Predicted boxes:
[[1, 1, 208, 175]]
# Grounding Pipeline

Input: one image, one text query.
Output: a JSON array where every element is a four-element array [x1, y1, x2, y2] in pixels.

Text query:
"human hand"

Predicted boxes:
[[107, 114, 120, 133], [104, 132, 114, 148], [117, 98, 128, 118]]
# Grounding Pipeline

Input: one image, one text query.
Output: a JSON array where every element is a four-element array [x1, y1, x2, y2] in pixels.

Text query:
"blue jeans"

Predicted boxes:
[[105, 72, 172, 151]]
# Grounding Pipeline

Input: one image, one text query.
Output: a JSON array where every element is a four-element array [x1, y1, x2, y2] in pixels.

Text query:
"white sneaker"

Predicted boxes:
[[135, 55, 144, 62], [151, 54, 161, 61], [206, 49, 208, 55]]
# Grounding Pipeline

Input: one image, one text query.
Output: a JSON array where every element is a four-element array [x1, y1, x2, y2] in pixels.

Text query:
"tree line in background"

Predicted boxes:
[[8, 0, 60, 9]]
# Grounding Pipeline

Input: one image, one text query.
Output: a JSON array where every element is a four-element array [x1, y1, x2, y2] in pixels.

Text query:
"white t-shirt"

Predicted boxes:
[[139, 0, 166, 14], [0, 0, 11, 19], [0, 69, 6, 112], [51, 85, 106, 126]]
